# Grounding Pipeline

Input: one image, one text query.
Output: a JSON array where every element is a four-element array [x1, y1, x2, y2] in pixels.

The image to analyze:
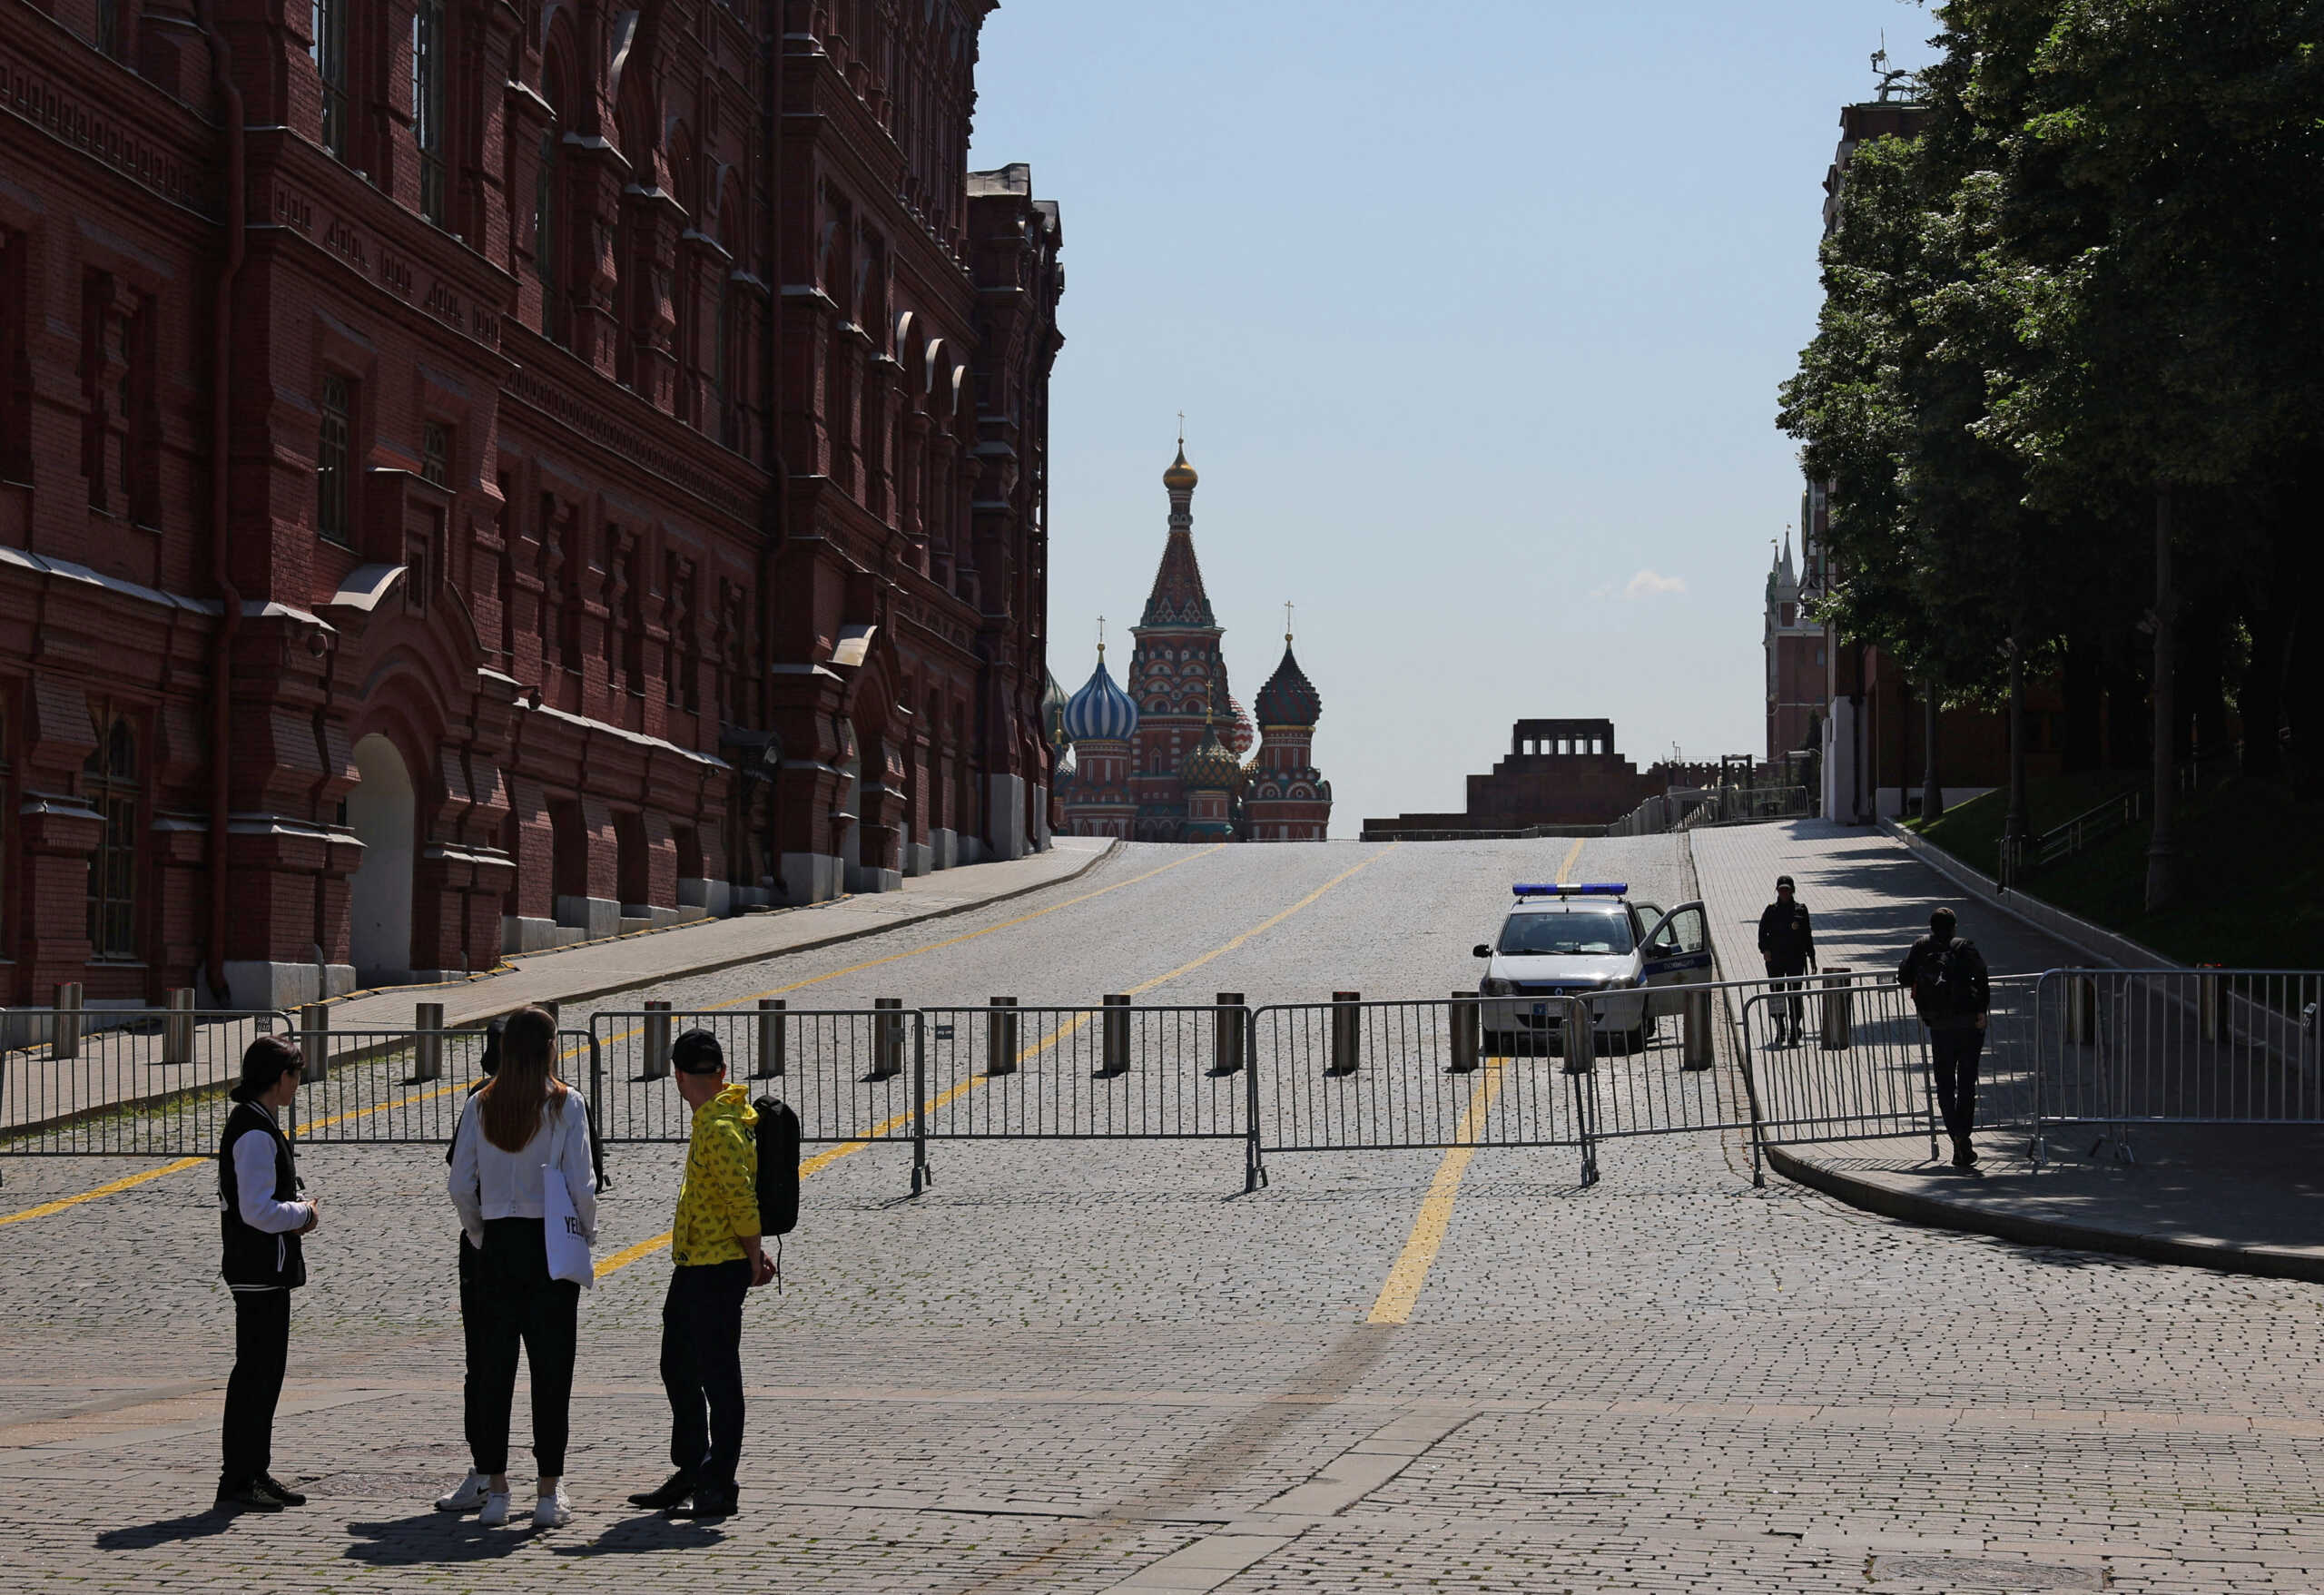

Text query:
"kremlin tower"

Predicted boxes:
[[1056, 442, 1332, 842]]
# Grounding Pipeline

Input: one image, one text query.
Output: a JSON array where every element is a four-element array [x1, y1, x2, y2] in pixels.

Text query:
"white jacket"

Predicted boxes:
[[447, 1086, 598, 1249]]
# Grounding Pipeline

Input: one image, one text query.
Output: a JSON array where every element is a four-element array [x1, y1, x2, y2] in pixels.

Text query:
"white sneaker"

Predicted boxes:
[[533, 1487, 571, 1528], [478, 1491, 511, 1527], [434, 1472, 490, 1513]]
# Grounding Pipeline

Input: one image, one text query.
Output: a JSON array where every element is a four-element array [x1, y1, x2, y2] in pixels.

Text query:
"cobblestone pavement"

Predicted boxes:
[[3, 838, 2321, 1591]]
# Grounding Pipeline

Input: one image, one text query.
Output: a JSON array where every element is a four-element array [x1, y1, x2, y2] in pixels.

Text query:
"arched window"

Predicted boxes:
[[84, 712, 138, 960]]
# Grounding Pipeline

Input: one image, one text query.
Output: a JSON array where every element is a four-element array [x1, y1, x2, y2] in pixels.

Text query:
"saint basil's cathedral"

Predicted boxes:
[[1049, 448, 1332, 842]]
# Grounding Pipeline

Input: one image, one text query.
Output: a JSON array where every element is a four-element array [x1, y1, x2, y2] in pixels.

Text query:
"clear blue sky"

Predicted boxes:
[[965, 1, 1936, 833]]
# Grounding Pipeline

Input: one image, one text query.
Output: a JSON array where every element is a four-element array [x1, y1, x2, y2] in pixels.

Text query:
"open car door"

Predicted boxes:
[[1638, 901, 1712, 1016]]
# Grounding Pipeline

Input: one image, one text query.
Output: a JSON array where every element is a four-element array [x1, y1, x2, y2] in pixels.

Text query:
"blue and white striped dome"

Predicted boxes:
[[1062, 655, 1139, 743]]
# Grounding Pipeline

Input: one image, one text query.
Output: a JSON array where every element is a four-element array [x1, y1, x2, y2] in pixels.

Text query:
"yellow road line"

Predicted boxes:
[[1364, 835, 1587, 1325], [594, 842, 1404, 1281], [1365, 1059, 1509, 1324], [0, 1157, 208, 1228]]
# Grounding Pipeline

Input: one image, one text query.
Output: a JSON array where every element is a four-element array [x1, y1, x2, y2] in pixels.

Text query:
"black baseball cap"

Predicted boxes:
[[1776, 875, 1796, 890], [671, 1029, 726, 1074]]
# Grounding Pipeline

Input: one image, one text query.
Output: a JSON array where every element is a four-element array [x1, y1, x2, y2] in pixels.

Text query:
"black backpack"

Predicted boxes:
[[1915, 939, 1987, 1019], [751, 1095, 802, 1237]]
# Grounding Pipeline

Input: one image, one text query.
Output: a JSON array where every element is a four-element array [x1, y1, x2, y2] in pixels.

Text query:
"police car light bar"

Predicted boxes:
[[1512, 881, 1628, 899]]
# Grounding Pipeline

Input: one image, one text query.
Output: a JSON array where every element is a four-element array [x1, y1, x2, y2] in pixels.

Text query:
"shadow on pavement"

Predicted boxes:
[[342, 1511, 543, 1565], [548, 1513, 728, 1555], [94, 1511, 241, 1551]]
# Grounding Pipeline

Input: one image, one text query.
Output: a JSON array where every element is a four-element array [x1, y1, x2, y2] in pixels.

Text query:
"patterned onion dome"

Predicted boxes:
[[1223, 695, 1256, 758], [1042, 671, 1070, 751], [1162, 444, 1198, 492], [1180, 719, 1242, 792], [1255, 642, 1322, 727], [1061, 655, 1139, 743]]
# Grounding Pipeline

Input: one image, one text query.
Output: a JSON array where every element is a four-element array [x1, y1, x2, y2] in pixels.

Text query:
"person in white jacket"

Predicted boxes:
[[444, 1006, 596, 1527]]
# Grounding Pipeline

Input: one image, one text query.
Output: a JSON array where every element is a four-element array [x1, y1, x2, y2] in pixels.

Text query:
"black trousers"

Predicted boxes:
[[221, 1287, 291, 1490], [458, 1235, 487, 1470], [470, 1217, 581, 1476], [1767, 959, 1808, 1029], [1928, 1024, 1985, 1142], [660, 1261, 750, 1492]]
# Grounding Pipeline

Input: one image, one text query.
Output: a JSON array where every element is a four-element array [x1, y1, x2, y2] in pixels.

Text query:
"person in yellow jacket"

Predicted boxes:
[[626, 1029, 773, 1520]]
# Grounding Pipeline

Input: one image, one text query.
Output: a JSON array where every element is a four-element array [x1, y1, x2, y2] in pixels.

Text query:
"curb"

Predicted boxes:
[[1765, 1143, 2324, 1285], [336, 841, 1124, 1029]]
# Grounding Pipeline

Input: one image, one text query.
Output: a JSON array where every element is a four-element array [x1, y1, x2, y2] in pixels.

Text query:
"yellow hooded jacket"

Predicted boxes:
[[673, 1083, 760, 1266]]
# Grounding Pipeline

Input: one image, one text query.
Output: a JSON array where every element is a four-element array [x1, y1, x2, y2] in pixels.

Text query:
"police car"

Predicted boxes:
[[1471, 883, 1713, 1055]]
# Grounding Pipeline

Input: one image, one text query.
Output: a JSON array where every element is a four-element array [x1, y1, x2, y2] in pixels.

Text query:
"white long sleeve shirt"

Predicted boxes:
[[232, 1103, 313, 1234], [447, 1087, 598, 1249]]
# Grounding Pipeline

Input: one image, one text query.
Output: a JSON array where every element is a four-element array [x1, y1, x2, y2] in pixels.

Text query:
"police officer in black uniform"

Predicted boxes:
[[1757, 874, 1817, 1046]]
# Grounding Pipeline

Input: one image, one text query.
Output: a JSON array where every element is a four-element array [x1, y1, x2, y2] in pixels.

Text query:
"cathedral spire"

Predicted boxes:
[[1143, 438, 1216, 629]]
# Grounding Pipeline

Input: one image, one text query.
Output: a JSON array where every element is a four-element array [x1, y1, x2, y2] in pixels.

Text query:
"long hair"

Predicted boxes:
[[231, 1035, 301, 1105], [477, 1006, 566, 1152]]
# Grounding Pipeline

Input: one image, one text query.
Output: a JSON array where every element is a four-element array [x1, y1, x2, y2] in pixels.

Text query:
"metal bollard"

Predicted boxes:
[[870, 997, 906, 1079], [1680, 988, 1715, 1070], [1447, 995, 1480, 1074], [1210, 992, 1246, 1078], [1818, 970, 1853, 1050], [412, 1001, 445, 1081], [2197, 970, 2222, 1043], [300, 1002, 329, 1081], [641, 999, 673, 1080], [54, 980, 83, 1060], [162, 987, 196, 1067], [2063, 974, 2100, 1046], [753, 998, 786, 1078], [1097, 994, 1131, 1077], [1326, 991, 1361, 1076], [985, 996, 1019, 1076]]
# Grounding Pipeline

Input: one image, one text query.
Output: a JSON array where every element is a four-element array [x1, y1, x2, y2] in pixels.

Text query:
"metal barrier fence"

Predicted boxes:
[[0, 1009, 293, 1167], [1252, 996, 1598, 1187], [589, 1005, 917, 1152], [2033, 968, 2324, 1163], [18, 970, 2310, 1192]]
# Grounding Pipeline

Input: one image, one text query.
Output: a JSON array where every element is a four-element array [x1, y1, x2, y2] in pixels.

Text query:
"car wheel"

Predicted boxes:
[[1623, 1025, 1646, 1055], [1482, 1029, 1510, 1057]]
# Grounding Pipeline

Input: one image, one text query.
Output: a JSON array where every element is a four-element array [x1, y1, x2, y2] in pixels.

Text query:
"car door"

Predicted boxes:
[[1638, 901, 1712, 1015]]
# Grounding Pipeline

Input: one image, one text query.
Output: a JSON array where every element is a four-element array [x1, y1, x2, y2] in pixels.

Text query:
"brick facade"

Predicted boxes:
[[0, 0, 1059, 1007]]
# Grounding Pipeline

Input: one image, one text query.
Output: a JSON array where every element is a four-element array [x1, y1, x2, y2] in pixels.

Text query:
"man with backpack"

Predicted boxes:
[[627, 1029, 775, 1520], [1897, 906, 1992, 1169]]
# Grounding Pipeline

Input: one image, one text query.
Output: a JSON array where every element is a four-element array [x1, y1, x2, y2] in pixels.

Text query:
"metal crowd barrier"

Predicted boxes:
[[26, 970, 2285, 1196], [1251, 996, 1599, 1188], [0, 1008, 294, 1168], [2032, 968, 2324, 1164]]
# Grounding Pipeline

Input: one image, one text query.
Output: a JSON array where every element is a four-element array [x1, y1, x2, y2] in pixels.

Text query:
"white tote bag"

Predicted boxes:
[[541, 1116, 594, 1289]]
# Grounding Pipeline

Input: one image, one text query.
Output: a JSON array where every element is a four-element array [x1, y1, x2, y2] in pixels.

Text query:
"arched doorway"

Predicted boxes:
[[348, 734, 416, 983]]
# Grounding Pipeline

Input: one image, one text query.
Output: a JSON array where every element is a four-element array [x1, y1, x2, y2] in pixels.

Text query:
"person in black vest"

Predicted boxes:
[[216, 1034, 320, 1513], [1898, 906, 1993, 1168], [1757, 875, 1817, 1046]]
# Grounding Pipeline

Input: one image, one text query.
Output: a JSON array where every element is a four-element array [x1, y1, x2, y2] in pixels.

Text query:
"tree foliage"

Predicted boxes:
[[1779, 0, 2324, 779]]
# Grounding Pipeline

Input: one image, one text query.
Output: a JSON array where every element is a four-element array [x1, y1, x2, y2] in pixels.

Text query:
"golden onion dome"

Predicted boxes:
[[1162, 445, 1197, 492]]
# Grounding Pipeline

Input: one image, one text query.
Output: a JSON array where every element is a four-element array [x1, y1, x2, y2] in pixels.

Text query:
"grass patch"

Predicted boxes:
[[1908, 773, 2324, 970]]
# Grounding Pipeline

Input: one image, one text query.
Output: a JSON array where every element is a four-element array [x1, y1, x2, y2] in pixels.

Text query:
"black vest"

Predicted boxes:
[[218, 1100, 306, 1289]]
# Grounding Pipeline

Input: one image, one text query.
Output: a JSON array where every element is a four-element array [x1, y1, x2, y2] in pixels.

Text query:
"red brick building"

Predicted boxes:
[[1362, 720, 1722, 837], [0, 0, 1060, 1009]]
